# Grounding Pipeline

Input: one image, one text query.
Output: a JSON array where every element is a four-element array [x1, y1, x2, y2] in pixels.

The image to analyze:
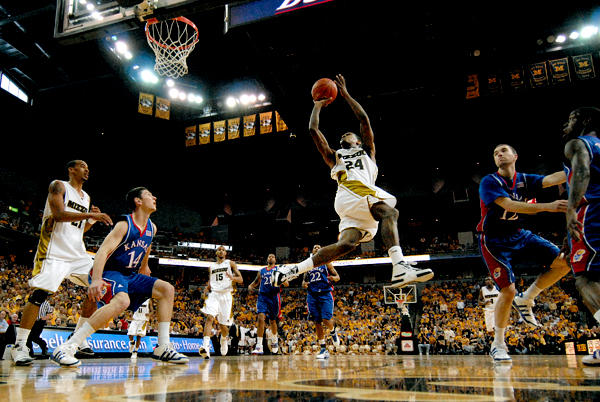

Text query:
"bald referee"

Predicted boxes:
[[26, 300, 52, 358]]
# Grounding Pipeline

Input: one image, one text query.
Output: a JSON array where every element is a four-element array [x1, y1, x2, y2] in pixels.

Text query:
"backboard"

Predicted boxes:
[[53, 0, 230, 44], [383, 285, 416, 305]]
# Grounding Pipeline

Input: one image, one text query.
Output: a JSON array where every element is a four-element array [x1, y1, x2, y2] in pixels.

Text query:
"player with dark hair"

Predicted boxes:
[[477, 144, 569, 362], [12, 160, 113, 366], [248, 253, 289, 355], [302, 245, 341, 359], [563, 106, 600, 366], [272, 74, 433, 288], [50, 187, 188, 367]]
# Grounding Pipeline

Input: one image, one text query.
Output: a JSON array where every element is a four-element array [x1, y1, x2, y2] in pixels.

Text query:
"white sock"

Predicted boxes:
[[297, 257, 314, 275], [388, 246, 404, 266], [203, 336, 210, 348], [522, 284, 543, 301], [257, 337, 263, 347], [493, 327, 506, 345], [74, 317, 88, 332], [594, 310, 600, 325], [157, 322, 170, 346], [68, 322, 95, 347], [272, 334, 278, 343], [16, 328, 31, 345]]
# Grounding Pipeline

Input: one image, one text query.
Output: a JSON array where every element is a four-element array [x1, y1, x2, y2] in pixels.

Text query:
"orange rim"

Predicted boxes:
[[145, 16, 199, 51]]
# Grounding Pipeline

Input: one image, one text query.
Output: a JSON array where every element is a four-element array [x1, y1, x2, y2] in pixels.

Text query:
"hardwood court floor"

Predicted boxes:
[[1, 354, 600, 401]]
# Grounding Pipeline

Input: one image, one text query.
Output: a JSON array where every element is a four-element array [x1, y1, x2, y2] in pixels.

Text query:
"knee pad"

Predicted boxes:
[[28, 289, 50, 306]]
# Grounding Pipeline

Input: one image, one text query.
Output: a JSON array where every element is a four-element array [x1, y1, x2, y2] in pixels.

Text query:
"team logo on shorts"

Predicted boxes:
[[493, 267, 502, 279], [572, 249, 587, 263]]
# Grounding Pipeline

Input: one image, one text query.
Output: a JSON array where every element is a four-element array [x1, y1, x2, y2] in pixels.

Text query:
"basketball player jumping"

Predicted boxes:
[[247, 253, 289, 355], [563, 107, 600, 366], [11, 160, 113, 366], [478, 144, 570, 362], [272, 74, 433, 288], [51, 187, 189, 367], [301, 244, 341, 359], [199, 245, 243, 359]]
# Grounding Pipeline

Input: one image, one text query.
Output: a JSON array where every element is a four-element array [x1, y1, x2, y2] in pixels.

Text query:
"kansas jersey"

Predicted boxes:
[[259, 267, 281, 295], [209, 259, 234, 293], [306, 264, 333, 294], [564, 135, 600, 203], [104, 215, 154, 275], [481, 286, 499, 311], [35, 180, 90, 261], [477, 172, 545, 234], [331, 147, 378, 186]]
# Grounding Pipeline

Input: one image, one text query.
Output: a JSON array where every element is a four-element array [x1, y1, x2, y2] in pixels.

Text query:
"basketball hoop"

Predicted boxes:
[[145, 17, 199, 79], [395, 294, 406, 310]]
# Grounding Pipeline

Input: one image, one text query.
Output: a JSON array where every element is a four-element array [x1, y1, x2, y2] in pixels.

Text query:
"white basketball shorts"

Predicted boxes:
[[200, 291, 233, 327], [127, 320, 148, 337], [30, 256, 93, 293]]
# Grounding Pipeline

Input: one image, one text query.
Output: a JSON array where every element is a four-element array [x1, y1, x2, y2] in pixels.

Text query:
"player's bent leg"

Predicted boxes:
[[575, 273, 600, 320], [152, 280, 175, 323]]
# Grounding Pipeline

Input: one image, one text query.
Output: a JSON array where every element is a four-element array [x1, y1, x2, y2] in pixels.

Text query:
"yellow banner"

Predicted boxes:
[[185, 126, 196, 147], [228, 118, 240, 140], [138, 92, 154, 115], [244, 115, 256, 137], [466, 74, 479, 99], [276, 111, 288, 132], [214, 120, 226, 142], [260, 111, 273, 134], [199, 123, 211, 145], [155, 97, 170, 120]]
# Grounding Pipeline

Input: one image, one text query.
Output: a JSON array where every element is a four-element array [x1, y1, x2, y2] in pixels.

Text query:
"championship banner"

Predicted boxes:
[[573, 54, 596, 80], [228, 117, 240, 140], [466, 74, 480, 99], [138, 92, 154, 115], [506, 67, 526, 92], [244, 114, 256, 137], [185, 125, 196, 147], [276, 111, 288, 132], [260, 112, 273, 134], [548, 58, 571, 84], [199, 122, 211, 145], [155, 97, 170, 120], [528, 62, 549, 88], [214, 120, 226, 142], [484, 72, 502, 95]]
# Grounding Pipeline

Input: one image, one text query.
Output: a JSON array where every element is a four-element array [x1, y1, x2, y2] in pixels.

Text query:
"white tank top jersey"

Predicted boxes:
[[36, 180, 90, 261], [481, 286, 500, 311], [209, 259, 234, 292], [132, 299, 150, 321], [330, 147, 378, 185]]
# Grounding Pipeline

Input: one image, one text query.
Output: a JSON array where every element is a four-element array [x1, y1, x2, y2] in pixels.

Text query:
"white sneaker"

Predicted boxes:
[[129, 341, 136, 353], [220, 337, 228, 356], [51, 343, 81, 367], [271, 339, 279, 354], [390, 261, 433, 288], [583, 350, 600, 366], [331, 327, 340, 347], [512, 293, 541, 328], [11, 344, 34, 366], [316, 348, 330, 359], [490, 343, 512, 363], [271, 265, 300, 287], [131, 352, 137, 360], [251, 346, 263, 355], [199, 344, 211, 359], [152, 343, 189, 364]]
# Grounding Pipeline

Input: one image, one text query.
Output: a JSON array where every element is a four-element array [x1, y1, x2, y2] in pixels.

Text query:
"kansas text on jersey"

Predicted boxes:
[[104, 215, 154, 275]]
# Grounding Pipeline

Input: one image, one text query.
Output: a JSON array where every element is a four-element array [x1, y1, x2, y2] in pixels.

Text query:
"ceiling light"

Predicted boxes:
[[570, 31, 580, 39], [249, 94, 256, 102], [258, 93, 266, 101], [79, 0, 87, 4], [86, 3, 94, 10], [547, 35, 555, 43], [124, 51, 132, 59], [226, 97, 236, 107], [169, 88, 179, 98], [581, 26, 598, 38], [240, 94, 249, 104], [188, 93, 196, 102], [115, 41, 127, 54], [141, 70, 153, 81], [166, 79, 175, 87], [195, 96, 202, 103], [556, 35, 566, 43], [179, 92, 186, 101], [132, 65, 139, 69]]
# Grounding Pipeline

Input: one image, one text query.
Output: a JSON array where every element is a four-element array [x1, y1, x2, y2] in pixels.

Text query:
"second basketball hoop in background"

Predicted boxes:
[[311, 78, 337, 105], [145, 17, 199, 79]]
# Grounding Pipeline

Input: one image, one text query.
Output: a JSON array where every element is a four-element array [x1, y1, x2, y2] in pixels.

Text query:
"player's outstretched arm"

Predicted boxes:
[[88, 221, 128, 302], [48, 181, 113, 226], [309, 99, 336, 168], [494, 196, 568, 214], [248, 271, 261, 291], [565, 138, 591, 241], [542, 171, 567, 188]]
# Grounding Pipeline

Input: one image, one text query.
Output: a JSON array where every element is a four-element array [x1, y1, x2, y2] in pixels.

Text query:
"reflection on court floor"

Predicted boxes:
[[1, 354, 600, 401]]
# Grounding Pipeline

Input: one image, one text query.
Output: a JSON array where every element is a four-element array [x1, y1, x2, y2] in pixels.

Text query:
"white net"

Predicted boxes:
[[145, 17, 199, 79]]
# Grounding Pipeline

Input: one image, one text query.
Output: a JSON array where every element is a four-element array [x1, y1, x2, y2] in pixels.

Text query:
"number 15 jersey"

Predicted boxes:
[[209, 259, 233, 293]]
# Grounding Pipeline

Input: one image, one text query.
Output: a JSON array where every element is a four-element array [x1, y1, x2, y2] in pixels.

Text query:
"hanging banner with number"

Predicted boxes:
[[466, 74, 480, 99], [138, 92, 154, 115], [185, 126, 196, 147], [244, 115, 256, 137], [228, 118, 240, 140], [199, 123, 211, 145], [214, 120, 226, 142], [155, 97, 170, 120], [260, 112, 273, 134]]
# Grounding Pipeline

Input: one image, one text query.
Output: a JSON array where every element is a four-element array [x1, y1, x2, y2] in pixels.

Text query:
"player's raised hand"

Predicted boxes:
[[334, 74, 349, 98]]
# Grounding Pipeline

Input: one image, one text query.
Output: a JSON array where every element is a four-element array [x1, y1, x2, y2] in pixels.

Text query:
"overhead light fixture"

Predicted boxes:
[[226, 97, 236, 107], [581, 26, 598, 38], [570, 31, 580, 39], [240, 94, 249, 104], [547, 35, 556, 43], [556, 35, 566, 43], [124, 51, 132, 59], [179, 92, 186, 101], [188, 93, 196, 102], [169, 88, 179, 98], [249, 94, 256, 102], [195, 96, 202, 103], [258, 93, 266, 101], [86, 3, 94, 10], [166, 79, 175, 87], [115, 41, 127, 54]]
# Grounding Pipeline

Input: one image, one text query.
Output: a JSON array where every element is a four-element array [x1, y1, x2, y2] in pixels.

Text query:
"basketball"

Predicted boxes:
[[311, 78, 337, 105]]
